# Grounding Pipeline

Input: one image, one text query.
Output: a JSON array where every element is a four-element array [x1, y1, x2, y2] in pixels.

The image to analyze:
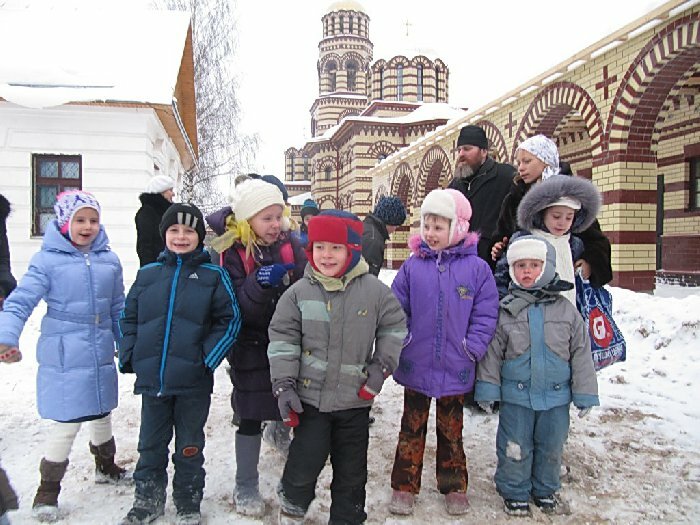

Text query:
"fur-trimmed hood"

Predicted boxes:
[[517, 175, 601, 233], [0, 194, 10, 223]]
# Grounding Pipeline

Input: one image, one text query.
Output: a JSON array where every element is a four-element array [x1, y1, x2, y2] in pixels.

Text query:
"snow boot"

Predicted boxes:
[[388, 489, 415, 516], [262, 420, 291, 455], [444, 491, 470, 515], [89, 437, 132, 484], [533, 494, 569, 515], [234, 432, 264, 517], [118, 506, 165, 525], [278, 508, 305, 524], [31, 458, 69, 523], [175, 511, 201, 525], [503, 499, 531, 517]]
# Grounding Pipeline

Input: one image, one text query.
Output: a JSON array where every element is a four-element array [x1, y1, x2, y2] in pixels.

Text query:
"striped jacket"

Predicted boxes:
[[268, 264, 406, 412], [118, 247, 240, 396]]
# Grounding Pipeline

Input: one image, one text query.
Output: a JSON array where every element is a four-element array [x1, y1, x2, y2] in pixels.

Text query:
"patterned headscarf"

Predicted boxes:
[[54, 190, 101, 238], [517, 135, 560, 181]]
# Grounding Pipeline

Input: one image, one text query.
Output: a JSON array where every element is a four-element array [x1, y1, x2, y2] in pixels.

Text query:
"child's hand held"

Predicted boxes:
[[0, 344, 21, 364], [256, 263, 295, 288]]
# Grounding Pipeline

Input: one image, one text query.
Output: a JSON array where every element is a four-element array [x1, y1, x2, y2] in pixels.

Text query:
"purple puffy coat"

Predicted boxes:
[[391, 233, 499, 398], [206, 206, 307, 421]]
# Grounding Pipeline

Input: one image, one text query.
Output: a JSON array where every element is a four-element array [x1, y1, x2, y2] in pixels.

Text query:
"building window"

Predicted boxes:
[[691, 157, 700, 210], [397, 65, 404, 101], [32, 154, 82, 236], [326, 61, 337, 92], [303, 156, 310, 180], [347, 60, 358, 92], [325, 166, 332, 181], [377, 154, 387, 164], [417, 65, 424, 101], [289, 154, 295, 180], [378, 68, 384, 99], [340, 15, 344, 33], [349, 16, 354, 33]]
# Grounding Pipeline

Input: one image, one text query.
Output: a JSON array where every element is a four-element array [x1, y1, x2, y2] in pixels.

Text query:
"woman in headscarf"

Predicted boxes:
[[491, 135, 612, 287]]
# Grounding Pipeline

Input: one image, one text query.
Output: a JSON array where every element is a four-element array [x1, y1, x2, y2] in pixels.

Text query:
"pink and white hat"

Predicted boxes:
[[420, 188, 472, 246], [54, 190, 101, 237]]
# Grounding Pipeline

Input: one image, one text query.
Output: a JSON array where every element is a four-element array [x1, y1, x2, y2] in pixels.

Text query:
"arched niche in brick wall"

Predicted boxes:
[[604, 15, 700, 165], [390, 162, 414, 209], [317, 195, 338, 210], [512, 81, 604, 167], [415, 145, 452, 206], [474, 119, 508, 163]]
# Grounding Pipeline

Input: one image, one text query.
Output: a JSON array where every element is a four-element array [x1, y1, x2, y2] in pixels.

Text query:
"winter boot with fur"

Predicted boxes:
[[32, 458, 69, 523], [233, 432, 265, 517], [89, 437, 132, 484]]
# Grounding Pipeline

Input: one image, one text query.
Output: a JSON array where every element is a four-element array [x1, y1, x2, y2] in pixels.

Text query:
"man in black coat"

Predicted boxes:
[[135, 175, 175, 266], [447, 125, 515, 268], [0, 194, 17, 308]]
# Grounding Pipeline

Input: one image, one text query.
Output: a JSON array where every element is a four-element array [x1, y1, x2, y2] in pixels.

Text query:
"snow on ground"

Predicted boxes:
[[1, 272, 700, 524]]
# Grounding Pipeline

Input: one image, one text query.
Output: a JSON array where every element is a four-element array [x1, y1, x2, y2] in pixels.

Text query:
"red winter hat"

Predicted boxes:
[[306, 210, 363, 277]]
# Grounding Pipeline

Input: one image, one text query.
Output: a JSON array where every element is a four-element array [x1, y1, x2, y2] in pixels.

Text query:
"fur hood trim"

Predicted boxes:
[[517, 175, 601, 233]]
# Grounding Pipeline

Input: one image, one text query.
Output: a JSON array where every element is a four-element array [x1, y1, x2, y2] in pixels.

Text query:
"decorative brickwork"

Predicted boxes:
[[362, 2, 699, 291]]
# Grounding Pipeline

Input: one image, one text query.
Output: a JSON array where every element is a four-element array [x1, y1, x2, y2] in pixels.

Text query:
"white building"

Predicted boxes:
[[0, 9, 197, 283]]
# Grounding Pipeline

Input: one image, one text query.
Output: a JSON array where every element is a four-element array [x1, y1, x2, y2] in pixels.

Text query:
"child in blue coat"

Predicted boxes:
[[118, 203, 241, 525], [0, 190, 128, 522]]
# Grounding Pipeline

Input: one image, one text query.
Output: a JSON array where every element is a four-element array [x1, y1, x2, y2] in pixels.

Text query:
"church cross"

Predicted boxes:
[[505, 112, 517, 138], [404, 19, 413, 37], [595, 65, 618, 100]]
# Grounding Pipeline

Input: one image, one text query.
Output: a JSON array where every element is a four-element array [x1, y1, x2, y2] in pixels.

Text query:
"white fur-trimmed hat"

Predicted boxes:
[[229, 178, 285, 222], [145, 175, 175, 194]]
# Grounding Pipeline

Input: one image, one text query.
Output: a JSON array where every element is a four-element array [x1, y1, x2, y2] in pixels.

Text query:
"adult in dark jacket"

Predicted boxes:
[[492, 135, 612, 287], [0, 194, 16, 307], [447, 125, 515, 267], [362, 196, 407, 276], [135, 175, 175, 266]]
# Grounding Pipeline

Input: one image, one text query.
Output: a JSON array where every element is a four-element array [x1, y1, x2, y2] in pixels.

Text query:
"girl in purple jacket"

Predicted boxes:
[[389, 189, 499, 517]]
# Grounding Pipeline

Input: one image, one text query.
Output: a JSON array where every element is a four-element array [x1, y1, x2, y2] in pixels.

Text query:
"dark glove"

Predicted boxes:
[[477, 401, 494, 414], [358, 362, 390, 400], [256, 263, 295, 288], [578, 407, 592, 419], [273, 378, 304, 427]]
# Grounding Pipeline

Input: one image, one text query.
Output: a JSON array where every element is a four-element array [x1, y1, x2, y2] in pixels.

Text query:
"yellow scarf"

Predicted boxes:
[[209, 204, 299, 257]]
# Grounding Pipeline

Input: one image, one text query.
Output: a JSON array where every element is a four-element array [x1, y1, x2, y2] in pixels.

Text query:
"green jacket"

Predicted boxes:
[[268, 262, 406, 412]]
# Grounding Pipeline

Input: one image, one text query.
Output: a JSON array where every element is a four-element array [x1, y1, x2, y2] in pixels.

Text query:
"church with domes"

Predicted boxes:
[[284, 1, 463, 216]]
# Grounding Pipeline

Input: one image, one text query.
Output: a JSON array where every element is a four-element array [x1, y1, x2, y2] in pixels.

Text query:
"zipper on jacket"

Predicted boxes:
[[159, 256, 182, 396], [84, 252, 103, 410]]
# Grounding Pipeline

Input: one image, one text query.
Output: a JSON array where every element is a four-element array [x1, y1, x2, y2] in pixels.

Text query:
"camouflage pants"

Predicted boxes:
[[390, 388, 468, 495]]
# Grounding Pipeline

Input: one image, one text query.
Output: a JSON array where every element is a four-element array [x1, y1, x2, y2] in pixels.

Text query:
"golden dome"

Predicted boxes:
[[326, 1, 365, 14]]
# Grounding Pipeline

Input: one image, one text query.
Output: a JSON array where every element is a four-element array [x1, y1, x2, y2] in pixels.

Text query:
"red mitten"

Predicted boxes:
[[358, 362, 390, 400]]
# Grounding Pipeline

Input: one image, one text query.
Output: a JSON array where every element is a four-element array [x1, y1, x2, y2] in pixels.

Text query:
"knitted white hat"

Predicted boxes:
[[230, 178, 285, 222], [506, 236, 556, 289], [145, 175, 175, 194]]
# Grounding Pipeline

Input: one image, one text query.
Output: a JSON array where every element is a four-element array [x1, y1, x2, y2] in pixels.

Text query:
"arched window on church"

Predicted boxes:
[[349, 16, 354, 33], [417, 65, 424, 101], [303, 156, 310, 180], [325, 166, 332, 181], [347, 60, 358, 92], [397, 64, 404, 101], [326, 61, 337, 92], [377, 154, 387, 164], [331, 16, 336, 34], [379, 67, 384, 99], [289, 153, 295, 180], [340, 15, 344, 33], [435, 66, 440, 98]]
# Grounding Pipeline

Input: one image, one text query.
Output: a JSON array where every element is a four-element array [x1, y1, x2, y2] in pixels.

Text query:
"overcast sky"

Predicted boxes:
[[231, 0, 671, 176]]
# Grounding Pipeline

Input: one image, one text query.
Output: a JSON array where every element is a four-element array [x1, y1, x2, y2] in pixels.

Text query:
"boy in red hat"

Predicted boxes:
[[267, 210, 406, 524]]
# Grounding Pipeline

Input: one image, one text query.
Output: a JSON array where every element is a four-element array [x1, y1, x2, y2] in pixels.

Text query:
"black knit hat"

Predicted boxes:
[[159, 203, 206, 244], [457, 125, 488, 149], [373, 196, 407, 226]]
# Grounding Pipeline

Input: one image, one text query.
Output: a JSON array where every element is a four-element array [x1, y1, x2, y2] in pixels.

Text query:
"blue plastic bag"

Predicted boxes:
[[575, 273, 626, 371]]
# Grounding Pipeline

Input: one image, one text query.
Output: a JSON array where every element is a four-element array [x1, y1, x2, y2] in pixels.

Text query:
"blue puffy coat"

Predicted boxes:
[[118, 248, 241, 396], [0, 221, 124, 422]]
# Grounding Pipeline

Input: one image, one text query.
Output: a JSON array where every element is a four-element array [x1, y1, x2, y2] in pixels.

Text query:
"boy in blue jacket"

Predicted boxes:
[[475, 236, 598, 517], [118, 203, 241, 525]]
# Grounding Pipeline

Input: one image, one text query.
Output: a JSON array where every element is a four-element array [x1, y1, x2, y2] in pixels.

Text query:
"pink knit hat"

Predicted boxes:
[[420, 188, 472, 246]]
